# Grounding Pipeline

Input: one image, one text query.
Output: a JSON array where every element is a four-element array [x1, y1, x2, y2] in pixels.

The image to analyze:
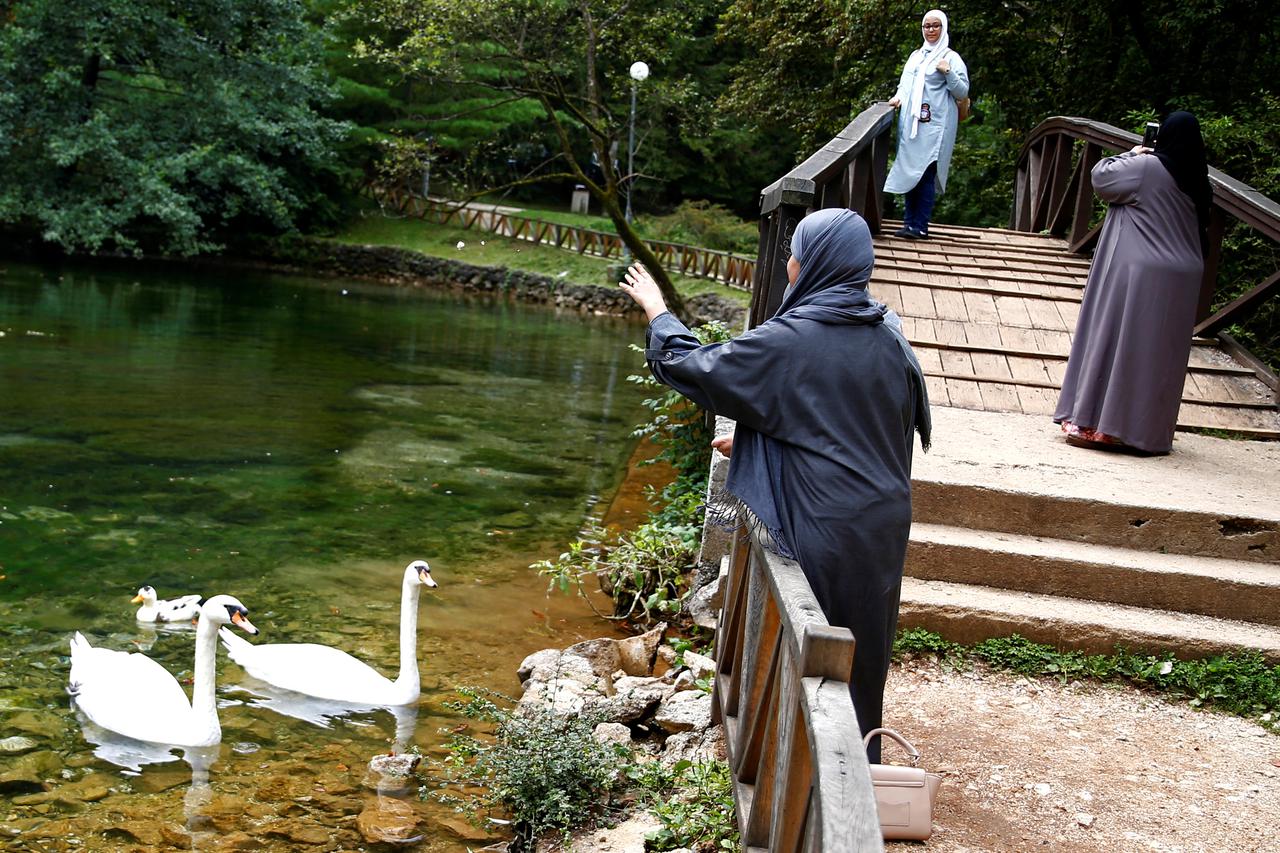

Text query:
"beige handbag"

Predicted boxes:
[[864, 727, 944, 841]]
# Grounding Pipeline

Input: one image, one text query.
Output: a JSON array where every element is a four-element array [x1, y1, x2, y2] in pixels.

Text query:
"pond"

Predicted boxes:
[[0, 260, 655, 850]]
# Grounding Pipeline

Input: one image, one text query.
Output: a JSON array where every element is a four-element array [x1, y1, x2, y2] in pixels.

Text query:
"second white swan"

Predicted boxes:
[[69, 595, 259, 747], [220, 560, 437, 706]]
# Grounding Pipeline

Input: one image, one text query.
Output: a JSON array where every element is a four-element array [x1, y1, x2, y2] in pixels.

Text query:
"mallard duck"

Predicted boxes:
[[69, 595, 258, 746], [220, 560, 436, 706], [132, 586, 203, 623]]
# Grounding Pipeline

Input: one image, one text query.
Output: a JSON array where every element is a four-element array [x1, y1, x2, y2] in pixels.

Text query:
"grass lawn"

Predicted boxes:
[[335, 207, 751, 304]]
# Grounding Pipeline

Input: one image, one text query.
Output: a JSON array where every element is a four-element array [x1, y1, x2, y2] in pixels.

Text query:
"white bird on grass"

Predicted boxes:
[[69, 595, 259, 747], [132, 585, 203, 623], [219, 560, 437, 706]]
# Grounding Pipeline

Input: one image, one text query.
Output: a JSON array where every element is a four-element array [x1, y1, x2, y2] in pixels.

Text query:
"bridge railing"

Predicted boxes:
[[371, 188, 756, 291], [713, 518, 883, 853], [1012, 117, 1280, 388], [753, 103, 895, 327]]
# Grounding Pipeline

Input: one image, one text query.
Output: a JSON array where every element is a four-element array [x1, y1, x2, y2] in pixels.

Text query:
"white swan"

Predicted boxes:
[[69, 595, 258, 747], [220, 560, 437, 705], [132, 585, 203, 623]]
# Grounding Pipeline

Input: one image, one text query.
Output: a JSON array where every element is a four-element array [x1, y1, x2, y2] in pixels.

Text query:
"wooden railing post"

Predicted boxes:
[[713, 515, 883, 853]]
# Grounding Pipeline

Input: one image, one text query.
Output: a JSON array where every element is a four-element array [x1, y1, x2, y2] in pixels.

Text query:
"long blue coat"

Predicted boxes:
[[884, 49, 970, 195]]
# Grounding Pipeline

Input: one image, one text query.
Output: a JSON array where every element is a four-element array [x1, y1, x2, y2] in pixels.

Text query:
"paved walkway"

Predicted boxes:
[[915, 405, 1280, 521]]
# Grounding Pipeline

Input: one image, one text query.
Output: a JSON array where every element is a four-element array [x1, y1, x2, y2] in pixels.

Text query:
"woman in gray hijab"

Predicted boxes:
[[620, 208, 931, 761]]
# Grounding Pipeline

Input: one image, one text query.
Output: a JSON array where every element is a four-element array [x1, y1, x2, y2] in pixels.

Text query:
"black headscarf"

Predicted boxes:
[[1154, 110, 1211, 255]]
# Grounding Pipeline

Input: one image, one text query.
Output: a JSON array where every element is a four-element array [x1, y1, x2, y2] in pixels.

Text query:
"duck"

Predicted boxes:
[[132, 585, 203, 623], [220, 560, 437, 706], [69, 595, 259, 747]]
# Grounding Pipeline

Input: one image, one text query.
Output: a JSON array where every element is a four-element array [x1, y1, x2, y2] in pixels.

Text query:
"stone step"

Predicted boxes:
[[912, 480, 1279, 564], [907, 523, 1280, 627], [897, 577, 1280, 662]]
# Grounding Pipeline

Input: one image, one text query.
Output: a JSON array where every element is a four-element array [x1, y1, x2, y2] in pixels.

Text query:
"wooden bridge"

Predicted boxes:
[[712, 103, 1280, 851]]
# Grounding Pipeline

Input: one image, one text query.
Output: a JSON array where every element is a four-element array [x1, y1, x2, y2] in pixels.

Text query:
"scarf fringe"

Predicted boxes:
[[704, 490, 797, 560]]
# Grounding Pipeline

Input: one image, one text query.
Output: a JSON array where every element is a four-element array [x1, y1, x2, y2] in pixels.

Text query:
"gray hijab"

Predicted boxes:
[[711, 209, 931, 555]]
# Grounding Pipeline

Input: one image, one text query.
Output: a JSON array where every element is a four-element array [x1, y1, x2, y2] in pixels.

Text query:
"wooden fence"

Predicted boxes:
[[713, 519, 883, 852], [372, 188, 756, 291], [1012, 117, 1280, 389]]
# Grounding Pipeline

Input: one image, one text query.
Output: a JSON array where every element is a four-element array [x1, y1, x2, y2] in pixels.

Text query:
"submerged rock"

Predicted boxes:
[[0, 736, 39, 754], [0, 750, 60, 794], [357, 796, 422, 845]]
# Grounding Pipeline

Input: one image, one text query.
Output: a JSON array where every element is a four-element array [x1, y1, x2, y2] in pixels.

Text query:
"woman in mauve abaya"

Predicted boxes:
[[618, 208, 931, 761], [1054, 111, 1211, 455]]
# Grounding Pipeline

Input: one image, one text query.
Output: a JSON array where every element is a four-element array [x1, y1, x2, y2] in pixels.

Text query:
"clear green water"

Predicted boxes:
[[0, 261, 648, 850]]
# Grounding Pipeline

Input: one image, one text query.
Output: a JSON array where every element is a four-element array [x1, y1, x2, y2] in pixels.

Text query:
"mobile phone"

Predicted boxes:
[[1142, 121, 1160, 148]]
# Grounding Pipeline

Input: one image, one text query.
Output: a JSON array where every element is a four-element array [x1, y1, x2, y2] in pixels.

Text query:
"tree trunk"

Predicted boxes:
[[596, 189, 689, 323]]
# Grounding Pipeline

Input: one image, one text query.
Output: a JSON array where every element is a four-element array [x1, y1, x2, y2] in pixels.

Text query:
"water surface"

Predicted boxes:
[[0, 260, 651, 850]]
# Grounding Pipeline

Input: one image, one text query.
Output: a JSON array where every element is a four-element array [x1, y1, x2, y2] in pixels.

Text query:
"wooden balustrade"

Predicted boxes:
[[371, 188, 756, 291], [713, 519, 883, 853], [754, 103, 895, 327], [1011, 117, 1280, 359]]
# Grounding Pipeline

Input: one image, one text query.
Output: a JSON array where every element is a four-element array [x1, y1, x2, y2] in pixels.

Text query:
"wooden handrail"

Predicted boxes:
[[752, 103, 895, 327], [1011, 116, 1280, 352], [368, 189, 757, 291], [713, 519, 883, 852]]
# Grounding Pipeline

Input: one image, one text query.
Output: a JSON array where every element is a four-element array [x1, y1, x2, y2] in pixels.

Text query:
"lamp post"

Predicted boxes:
[[622, 60, 649, 265]]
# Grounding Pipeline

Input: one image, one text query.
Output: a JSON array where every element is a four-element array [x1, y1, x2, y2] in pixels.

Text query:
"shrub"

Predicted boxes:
[[626, 759, 739, 852], [638, 200, 758, 254], [534, 518, 696, 625], [425, 687, 625, 851]]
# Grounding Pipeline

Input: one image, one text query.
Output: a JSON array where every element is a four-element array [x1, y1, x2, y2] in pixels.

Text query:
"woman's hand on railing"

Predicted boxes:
[[712, 434, 734, 458], [618, 263, 669, 322], [888, 96, 901, 109]]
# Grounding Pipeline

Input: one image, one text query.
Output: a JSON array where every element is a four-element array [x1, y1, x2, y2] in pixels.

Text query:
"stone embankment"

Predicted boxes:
[[243, 239, 748, 330], [513, 620, 727, 853], [516, 621, 724, 766]]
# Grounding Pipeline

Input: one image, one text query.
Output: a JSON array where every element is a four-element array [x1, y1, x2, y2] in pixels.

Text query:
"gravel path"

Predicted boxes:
[[882, 656, 1280, 852]]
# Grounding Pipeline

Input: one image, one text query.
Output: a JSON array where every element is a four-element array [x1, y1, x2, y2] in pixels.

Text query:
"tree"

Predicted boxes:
[[349, 0, 709, 318], [0, 0, 349, 255]]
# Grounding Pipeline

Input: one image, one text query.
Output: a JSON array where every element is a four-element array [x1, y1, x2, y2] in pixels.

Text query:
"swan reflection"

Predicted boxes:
[[227, 676, 420, 750]]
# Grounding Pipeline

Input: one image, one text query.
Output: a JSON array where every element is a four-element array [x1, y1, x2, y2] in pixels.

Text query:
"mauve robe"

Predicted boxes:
[[1054, 152, 1204, 453]]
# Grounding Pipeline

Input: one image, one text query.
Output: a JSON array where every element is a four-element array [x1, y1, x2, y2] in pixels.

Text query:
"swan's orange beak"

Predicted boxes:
[[130, 594, 144, 604], [231, 610, 259, 635], [417, 566, 437, 588]]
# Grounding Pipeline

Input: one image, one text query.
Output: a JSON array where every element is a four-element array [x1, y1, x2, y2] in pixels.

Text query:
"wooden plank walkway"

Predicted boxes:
[[870, 222, 1280, 439]]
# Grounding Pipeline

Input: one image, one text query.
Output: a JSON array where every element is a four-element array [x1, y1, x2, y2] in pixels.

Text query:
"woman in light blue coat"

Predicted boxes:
[[884, 9, 969, 239]]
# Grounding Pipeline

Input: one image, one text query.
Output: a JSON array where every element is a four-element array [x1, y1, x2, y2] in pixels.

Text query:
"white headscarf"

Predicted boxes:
[[907, 9, 950, 139]]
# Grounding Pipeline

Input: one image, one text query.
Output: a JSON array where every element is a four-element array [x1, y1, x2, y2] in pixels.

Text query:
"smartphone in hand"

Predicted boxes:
[[1142, 121, 1160, 149]]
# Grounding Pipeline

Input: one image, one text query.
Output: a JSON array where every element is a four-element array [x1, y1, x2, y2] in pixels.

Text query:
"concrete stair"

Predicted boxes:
[[899, 406, 1280, 662]]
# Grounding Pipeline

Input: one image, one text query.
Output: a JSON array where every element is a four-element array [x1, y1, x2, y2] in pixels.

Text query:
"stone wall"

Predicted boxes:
[[240, 238, 748, 329]]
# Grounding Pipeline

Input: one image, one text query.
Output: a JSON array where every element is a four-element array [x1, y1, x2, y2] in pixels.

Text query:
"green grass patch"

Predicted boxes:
[[895, 629, 1280, 732], [335, 206, 749, 304]]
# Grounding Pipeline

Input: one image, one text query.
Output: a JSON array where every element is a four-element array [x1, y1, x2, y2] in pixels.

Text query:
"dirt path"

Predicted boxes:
[[882, 656, 1280, 852]]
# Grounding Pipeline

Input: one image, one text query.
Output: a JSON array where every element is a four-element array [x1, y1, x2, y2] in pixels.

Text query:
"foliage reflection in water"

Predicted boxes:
[[0, 261, 649, 850]]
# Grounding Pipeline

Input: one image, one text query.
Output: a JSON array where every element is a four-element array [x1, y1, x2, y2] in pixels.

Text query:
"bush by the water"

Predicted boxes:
[[426, 686, 624, 850]]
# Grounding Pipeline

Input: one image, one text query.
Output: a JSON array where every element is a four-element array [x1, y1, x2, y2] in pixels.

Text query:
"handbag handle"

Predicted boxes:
[[863, 727, 921, 767]]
